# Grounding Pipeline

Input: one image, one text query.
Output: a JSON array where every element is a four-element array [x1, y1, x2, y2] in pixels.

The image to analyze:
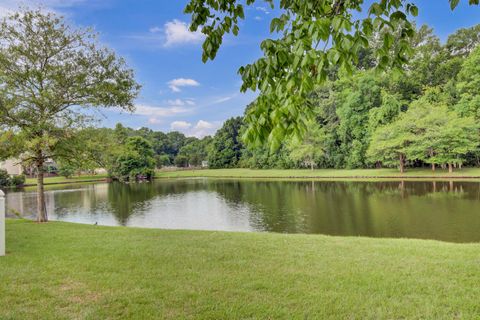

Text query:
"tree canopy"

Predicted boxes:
[[186, 0, 479, 149], [0, 9, 140, 221], [110, 136, 156, 182]]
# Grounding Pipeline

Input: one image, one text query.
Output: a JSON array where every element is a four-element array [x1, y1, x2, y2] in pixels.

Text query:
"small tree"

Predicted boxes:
[[0, 170, 10, 187], [111, 137, 156, 182], [208, 117, 243, 168], [369, 97, 479, 173], [177, 136, 212, 167], [414, 104, 478, 172], [57, 164, 76, 179], [155, 154, 171, 168], [0, 9, 140, 222], [174, 155, 189, 168], [367, 120, 413, 173], [286, 121, 325, 170]]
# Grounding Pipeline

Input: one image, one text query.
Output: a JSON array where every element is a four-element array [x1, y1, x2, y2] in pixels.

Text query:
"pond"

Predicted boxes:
[[5, 178, 480, 243]]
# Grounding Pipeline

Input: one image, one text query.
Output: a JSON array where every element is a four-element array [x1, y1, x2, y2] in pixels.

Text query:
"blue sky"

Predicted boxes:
[[1, 0, 479, 137]]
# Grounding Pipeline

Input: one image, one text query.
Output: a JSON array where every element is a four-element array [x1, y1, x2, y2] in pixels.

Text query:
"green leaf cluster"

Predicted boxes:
[[185, 0, 480, 148]]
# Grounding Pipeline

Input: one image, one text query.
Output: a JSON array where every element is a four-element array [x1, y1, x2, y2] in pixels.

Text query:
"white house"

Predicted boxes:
[[0, 159, 23, 176]]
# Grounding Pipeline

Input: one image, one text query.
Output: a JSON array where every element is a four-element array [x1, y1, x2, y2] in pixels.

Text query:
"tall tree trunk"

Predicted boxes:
[[399, 154, 405, 173], [310, 161, 314, 171], [429, 149, 435, 172], [448, 163, 453, 173], [36, 157, 48, 222]]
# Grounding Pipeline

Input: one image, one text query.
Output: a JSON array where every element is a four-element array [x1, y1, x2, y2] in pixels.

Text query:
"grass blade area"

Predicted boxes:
[[21, 168, 480, 188], [1, 219, 479, 319], [24, 175, 108, 187], [156, 168, 480, 180]]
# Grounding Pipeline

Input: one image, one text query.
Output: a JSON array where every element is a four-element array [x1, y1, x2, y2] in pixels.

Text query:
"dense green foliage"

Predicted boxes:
[[0, 169, 25, 187], [368, 96, 479, 172], [185, 0, 479, 149], [57, 164, 77, 179], [207, 24, 480, 172], [44, 23, 480, 174], [207, 117, 243, 168], [286, 121, 326, 170], [64, 124, 212, 174], [0, 9, 140, 221], [5, 10, 479, 177], [177, 136, 212, 167], [110, 137, 156, 182]]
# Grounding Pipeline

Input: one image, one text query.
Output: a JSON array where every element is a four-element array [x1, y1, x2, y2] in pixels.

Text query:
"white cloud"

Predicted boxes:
[[170, 121, 192, 131], [35, 0, 87, 7], [135, 99, 197, 127], [213, 96, 233, 104], [256, 6, 270, 14], [148, 117, 162, 125], [166, 99, 185, 106], [191, 120, 221, 138], [122, 19, 204, 50], [149, 26, 161, 33], [165, 98, 196, 106], [168, 78, 200, 92], [135, 104, 189, 117], [254, 16, 263, 21], [0, 1, 50, 17], [170, 120, 221, 138], [164, 19, 203, 47], [0, 6, 15, 18], [0, 0, 108, 18]]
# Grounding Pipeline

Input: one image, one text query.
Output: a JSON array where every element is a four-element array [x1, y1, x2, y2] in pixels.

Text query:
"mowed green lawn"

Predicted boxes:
[[24, 174, 108, 186], [24, 168, 480, 187], [157, 167, 480, 179], [1, 220, 480, 319]]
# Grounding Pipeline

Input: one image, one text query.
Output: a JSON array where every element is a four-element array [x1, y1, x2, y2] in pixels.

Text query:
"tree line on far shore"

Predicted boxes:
[[213, 24, 480, 173], [52, 23, 480, 176]]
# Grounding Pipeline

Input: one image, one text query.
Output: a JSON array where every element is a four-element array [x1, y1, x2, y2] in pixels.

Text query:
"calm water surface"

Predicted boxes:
[[5, 179, 480, 243]]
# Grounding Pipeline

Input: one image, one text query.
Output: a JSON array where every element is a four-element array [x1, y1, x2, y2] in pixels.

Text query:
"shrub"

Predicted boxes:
[[110, 136, 156, 182], [174, 155, 189, 168], [10, 174, 26, 187], [0, 169, 26, 187], [155, 154, 171, 168], [58, 165, 76, 178], [0, 169, 9, 187]]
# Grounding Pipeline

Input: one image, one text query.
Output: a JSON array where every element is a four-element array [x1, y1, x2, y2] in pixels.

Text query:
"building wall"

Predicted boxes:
[[0, 159, 23, 175]]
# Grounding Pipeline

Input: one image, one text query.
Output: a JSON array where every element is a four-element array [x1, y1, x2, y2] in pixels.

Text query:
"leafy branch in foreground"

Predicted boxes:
[[185, 0, 479, 150]]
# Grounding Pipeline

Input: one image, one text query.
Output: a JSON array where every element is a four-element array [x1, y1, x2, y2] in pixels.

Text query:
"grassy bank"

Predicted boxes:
[[157, 167, 480, 179], [24, 174, 108, 186], [22, 168, 480, 187], [1, 219, 480, 319]]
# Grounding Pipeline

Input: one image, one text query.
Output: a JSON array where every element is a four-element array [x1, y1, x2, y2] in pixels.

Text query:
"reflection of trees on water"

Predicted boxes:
[[210, 180, 480, 242], [208, 180, 308, 233], [54, 186, 105, 217], [7, 179, 480, 242], [106, 179, 217, 225], [106, 182, 158, 225], [120, 179, 480, 242]]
